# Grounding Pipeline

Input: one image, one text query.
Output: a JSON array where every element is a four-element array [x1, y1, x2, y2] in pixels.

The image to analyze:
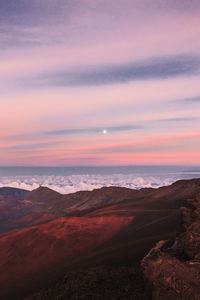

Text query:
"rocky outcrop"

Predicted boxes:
[[142, 246, 200, 299], [1, 179, 200, 299], [142, 193, 200, 299]]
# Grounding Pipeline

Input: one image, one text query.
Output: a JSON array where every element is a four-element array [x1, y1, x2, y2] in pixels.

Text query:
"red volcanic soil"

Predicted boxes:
[[1, 179, 200, 299], [24, 186, 138, 215], [15, 212, 55, 227], [21, 179, 200, 219], [0, 215, 133, 299], [0, 195, 34, 233]]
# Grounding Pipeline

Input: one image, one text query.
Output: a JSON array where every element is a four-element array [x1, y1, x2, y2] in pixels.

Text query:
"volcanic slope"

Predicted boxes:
[[24, 178, 200, 214], [2, 178, 200, 234], [1, 179, 200, 299], [0, 187, 28, 197]]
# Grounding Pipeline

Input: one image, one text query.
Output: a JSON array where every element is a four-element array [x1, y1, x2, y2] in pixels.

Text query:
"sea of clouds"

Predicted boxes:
[[0, 174, 180, 194]]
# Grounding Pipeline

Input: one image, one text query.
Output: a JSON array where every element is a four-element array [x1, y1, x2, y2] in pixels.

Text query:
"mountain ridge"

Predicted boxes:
[[1, 178, 200, 299]]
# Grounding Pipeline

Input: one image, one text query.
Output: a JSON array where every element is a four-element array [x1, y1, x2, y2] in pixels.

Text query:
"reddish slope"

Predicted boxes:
[[0, 195, 34, 233], [1, 179, 200, 299], [21, 179, 200, 218], [15, 212, 55, 227], [1, 178, 199, 235], [0, 215, 133, 299], [24, 186, 136, 215]]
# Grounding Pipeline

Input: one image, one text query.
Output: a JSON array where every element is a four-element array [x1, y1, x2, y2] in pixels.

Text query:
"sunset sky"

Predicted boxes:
[[1, 0, 200, 166]]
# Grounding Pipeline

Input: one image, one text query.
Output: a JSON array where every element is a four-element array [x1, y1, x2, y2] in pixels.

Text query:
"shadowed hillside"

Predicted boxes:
[[0, 179, 200, 299], [2, 179, 200, 234], [0, 187, 28, 197]]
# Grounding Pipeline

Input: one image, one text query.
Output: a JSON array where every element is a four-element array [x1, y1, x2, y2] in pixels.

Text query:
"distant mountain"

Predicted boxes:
[[24, 178, 200, 215], [1, 179, 200, 234], [0, 186, 28, 197], [24, 186, 136, 215], [1, 178, 200, 299], [0, 192, 34, 234], [26, 186, 63, 203], [0, 186, 58, 234]]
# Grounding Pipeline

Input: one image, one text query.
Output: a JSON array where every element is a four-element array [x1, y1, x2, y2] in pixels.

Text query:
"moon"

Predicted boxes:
[[103, 129, 107, 134]]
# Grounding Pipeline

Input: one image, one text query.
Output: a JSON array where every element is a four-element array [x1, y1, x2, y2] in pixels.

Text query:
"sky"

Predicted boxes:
[[0, 0, 200, 166]]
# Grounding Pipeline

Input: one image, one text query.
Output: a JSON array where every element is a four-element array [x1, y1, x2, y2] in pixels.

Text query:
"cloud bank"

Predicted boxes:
[[26, 54, 200, 87], [0, 174, 184, 194]]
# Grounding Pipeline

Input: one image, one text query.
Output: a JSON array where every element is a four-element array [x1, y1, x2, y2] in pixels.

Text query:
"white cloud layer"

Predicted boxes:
[[0, 173, 187, 194]]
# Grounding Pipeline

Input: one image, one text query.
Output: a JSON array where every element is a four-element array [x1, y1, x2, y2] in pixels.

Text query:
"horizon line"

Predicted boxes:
[[1, 164, 200, 168]]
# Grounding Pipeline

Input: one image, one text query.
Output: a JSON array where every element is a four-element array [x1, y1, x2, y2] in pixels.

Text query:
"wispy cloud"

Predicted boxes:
[[1, 141, 66, 151], [156, 117, 198, 122], [181, 96, 200, 102], [25, 54, 200, 87], [1, 1, 200, 166], [45, 124, 141, 136], [92, 132, 200, 154], [0, 0, 71, 26], [0, 0, 76, 48]]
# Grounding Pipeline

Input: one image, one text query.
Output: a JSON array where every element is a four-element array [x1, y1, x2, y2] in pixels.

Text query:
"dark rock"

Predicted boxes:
[[142, 192, 200, 299], [180, 206, 193, 228], [142, 250, 200, 300], [183, 220, 200, 260]]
